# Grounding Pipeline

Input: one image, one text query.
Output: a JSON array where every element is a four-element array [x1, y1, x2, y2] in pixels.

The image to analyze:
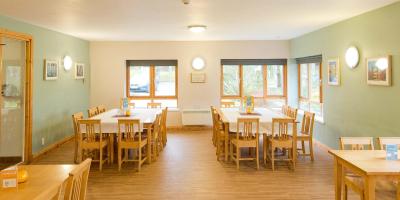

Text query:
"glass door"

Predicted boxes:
[[0, 35, 27, 169]]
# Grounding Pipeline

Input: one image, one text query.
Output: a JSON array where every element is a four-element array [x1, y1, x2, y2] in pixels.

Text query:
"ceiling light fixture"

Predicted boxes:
[[188, 25, 207, 33]]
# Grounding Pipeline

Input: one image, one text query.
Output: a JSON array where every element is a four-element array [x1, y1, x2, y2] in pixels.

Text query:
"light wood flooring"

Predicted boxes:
[[32, 130, 353, 200]]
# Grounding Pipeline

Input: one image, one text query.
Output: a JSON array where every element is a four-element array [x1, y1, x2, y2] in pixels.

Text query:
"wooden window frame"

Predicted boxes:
[[297, 62, 323, 111], [220, 64, 287, 102], [126, 64, 178, 102]]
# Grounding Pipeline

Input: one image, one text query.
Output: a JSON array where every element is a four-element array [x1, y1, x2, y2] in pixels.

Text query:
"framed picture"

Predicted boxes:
[[327, 58, 340, 86], [191, 73, 206, 83], [44, 60, 59, 80], [75, 63, 85, 79], [366, 56, 391, 86]]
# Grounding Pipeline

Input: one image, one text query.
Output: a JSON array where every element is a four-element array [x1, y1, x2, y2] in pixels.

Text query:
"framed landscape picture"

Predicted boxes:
[[75, 63, 85, 79], [327, 58, 340, 86], [366, 56, 391, 86], [44, 59, 59, 80]]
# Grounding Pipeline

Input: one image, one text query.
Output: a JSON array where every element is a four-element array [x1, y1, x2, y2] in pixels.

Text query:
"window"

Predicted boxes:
[[221, 59, 287, 109], [126, 60, 178, 108], [297, 57, 323, 118]]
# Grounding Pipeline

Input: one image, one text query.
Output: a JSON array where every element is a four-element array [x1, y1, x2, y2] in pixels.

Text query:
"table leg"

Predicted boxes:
[[224, 122, 229, 161], [364, 176, 376, 200], [147, 124, 152, 164], [334, 157, 343, 200], [110, 134, 114, 164]]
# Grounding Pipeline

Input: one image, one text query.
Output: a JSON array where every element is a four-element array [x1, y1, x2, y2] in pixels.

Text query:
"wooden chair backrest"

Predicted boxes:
[[96, 105, 106, 114], [339, 137, 374, 150], [63, 158, 92, 200], [282, 105, 289, 115], [271, 118, 297, 140], [160, 107, 168, 132], [236, 118, 259, 140], [221, 101, 235, 108], [72, 112, 84, 135], [147, 102, 162, 108], [153, 114, 162, 139], [286, 106, 298, 120], [118, 119, 141, 142], [87, 107, 98, 118], [210, 106, 217, 130], [78, 119, 102, 143], [377, 137, 400, 150], [301, 111, 315, 137], [212, 108, 224, 132]]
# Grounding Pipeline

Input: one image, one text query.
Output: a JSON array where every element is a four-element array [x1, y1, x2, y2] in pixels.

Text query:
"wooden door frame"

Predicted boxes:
[[0, 28, 33, 163]]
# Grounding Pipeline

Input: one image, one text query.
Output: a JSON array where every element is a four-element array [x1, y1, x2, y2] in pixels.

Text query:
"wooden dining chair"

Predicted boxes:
[[62, 158, 92, 200], [160, 107, 168, 147], [87, 107, 98, 118], [151, 114, 162, 161], [96, 105, 106, 114], [340, 137, 373, 200], [377, 137, 400, 150], [339, 137, 374, 150], [117, 119, 148, 171], [263, 118, 297, 171], [147, 102, 162, 108], [221, 101, 235, 108], [286, 106, 298, 121], [297, 111, 315, 161], [213, 109, 232, 161], [72, 112, 84, 164], [210, 106, 217, 146], [230, 118, 260, 170], [78, 119, 109, 171]]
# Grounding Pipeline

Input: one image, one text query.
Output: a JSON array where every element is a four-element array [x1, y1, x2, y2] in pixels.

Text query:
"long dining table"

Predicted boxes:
[[216, 107, 289, 161], [79, 108, 161, 164]]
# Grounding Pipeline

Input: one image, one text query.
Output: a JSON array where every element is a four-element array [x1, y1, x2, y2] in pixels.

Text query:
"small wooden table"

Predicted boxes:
[[0, 164, 77, 200], [329, 150, 400, 200]]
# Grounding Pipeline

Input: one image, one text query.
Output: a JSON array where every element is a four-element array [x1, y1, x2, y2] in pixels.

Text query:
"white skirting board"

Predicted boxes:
[[181, 109, 212, 126]]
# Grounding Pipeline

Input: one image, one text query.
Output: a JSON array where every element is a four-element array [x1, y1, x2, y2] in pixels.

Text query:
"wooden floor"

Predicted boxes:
[[32, 130, 351, 200]]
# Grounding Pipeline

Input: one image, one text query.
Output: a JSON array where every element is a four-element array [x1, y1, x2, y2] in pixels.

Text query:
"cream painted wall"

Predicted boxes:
[[90, 41, 290, 126]]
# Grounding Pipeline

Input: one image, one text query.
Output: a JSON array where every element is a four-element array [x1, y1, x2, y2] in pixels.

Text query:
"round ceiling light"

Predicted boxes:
[[345, 46, 360, 69], [188, 25, 207, 33], [63, 55, 73, 71], [192, 57, 205, 70]]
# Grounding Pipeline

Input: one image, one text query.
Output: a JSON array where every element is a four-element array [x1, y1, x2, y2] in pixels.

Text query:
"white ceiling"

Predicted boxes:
[[0, 0, 398, 41]]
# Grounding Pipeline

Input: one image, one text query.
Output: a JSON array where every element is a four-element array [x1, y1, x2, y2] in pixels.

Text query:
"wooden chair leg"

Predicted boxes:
[[236, 146, 240, 170], [301, 140, 306, 154], [138, 147, 142, 172], [118, 147, 122, 171], [256, 145, 259, 170], [99, 147, 103, 171], [271, 145, 275, 171], [230, 142, 233, 163], [263, 136, 267, 166], [343, 184, 348, 200], [309, 139, 314, 161]]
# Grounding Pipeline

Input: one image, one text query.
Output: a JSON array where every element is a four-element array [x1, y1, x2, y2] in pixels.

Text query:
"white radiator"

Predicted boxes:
[[181, 109, 212, 126]]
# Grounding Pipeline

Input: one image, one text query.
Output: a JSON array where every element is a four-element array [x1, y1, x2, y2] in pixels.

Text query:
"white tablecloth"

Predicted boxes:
[[220, 108, 287, 133], [80, 108, 161, 133]]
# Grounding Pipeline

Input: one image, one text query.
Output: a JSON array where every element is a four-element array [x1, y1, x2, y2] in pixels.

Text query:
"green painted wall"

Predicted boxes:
[[0, 15, 90, 154], [290, 2, 400, 149]]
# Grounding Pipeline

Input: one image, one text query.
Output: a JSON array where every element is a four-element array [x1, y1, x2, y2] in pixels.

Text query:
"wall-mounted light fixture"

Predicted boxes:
[[63, 55, 73, 71], [192, 57, 205, 70], [345, 46, 359, 69]]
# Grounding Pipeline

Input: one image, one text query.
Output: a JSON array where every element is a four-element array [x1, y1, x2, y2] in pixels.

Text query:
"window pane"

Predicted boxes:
[[299, 100, 309, 111], [222, 65, 240, 96], [310, 102, 322, 117], [300, 64, 309, 98], [265, 99, 286, 110], [243, 65, 263, 97], [310, 63, 320, 102], [267, 65, 284, 96], [129, 66, 150, 96], [155, 66, 176, 96]]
